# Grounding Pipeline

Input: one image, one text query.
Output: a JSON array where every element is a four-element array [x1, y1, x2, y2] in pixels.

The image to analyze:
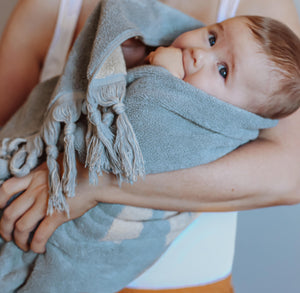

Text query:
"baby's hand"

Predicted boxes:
[[146, 46, 185, 79]]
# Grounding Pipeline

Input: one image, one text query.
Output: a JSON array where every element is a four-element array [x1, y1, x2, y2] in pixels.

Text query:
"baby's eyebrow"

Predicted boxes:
[[229, 51, 236, 79], [215, 22, 224, 33]]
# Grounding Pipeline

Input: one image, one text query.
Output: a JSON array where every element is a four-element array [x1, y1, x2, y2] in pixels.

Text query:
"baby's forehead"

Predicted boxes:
[[243, 61, 279, 99]]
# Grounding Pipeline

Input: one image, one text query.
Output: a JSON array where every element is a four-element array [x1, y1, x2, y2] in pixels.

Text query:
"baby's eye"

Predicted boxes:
[[218, 64, 228, 79], [208, 34, 216, 46]]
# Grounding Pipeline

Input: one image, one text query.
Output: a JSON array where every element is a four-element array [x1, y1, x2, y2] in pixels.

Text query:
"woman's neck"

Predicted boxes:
[[75, 0, 221, 39], [159, 0, 220, 24]]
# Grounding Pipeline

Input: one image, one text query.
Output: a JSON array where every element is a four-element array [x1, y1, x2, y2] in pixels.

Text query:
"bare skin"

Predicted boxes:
[[0, 0, 300, 254]]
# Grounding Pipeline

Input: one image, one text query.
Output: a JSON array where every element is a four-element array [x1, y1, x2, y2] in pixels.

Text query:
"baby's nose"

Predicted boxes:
[[192, 48, 213, 68]]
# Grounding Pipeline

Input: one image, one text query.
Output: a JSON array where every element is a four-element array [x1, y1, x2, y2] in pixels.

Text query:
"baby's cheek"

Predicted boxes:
[[184, 73, 219, 97], [183, 74, 205, 90]]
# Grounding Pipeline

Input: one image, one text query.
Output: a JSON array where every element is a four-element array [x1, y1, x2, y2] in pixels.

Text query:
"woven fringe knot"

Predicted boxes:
[[112, 102, 126, 115], [64, 122, 76, 136], [46, 144, 59, 158], [0, 138, 26, 159], [10, 147, 31, 176]]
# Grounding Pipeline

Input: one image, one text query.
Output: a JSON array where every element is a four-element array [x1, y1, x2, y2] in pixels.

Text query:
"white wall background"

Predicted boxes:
[[232, 2, 300, 292], [0, 1, 300, 292]]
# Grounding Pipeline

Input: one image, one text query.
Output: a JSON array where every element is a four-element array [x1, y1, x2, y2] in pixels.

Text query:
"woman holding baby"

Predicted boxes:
[[0, 0, 299, 292]]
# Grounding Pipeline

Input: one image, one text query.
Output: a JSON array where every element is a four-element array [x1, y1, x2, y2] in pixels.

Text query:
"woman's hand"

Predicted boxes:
[[0, 161, 99, 253], [0, 163, 49, 251]]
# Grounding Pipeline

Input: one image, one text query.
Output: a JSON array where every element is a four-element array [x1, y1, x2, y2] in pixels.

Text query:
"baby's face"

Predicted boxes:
[[171, 17, 273, 110]]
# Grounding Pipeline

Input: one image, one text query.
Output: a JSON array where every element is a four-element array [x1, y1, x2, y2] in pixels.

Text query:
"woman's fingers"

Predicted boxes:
[[13, 193, 48, 251], [30, 212, 67, 254], [30, 190, 98, 254], [0, 175, 32, 208], [0, 189, 36, 241]]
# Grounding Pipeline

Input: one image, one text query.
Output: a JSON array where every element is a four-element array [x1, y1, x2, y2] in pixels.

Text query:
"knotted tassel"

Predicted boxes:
[[50, 93, 84, 212], [0, 137, 26, 159], [85, 46, 129, 182], [113, 101, 145, 183], [42, 116, 67, 215], [0, 159, 9, 186], [53, 97, 82, 199], [9, 135, 44, 177], [86, 74, 145, 184], [85, 94, 119, 182], [61, 121, 77, 198], [0, 137, 28, 184], [97, 75, 145, 182], [86, 127, 109, 184]]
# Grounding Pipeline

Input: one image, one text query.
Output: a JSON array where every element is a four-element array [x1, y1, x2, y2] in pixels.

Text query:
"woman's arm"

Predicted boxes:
[[4, 117, 299, 253], [0, 0, 60, 126], [87, 0, 300, 211], [101, 117, 300, 212]]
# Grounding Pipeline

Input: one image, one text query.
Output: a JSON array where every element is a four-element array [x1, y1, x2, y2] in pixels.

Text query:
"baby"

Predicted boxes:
[[146, 15, 300, 119]]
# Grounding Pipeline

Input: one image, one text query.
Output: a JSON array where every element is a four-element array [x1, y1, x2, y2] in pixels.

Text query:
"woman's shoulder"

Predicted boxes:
[[158, 0, 219, 24], [4, 0, 61, 62], [237, 0, 300, 35]]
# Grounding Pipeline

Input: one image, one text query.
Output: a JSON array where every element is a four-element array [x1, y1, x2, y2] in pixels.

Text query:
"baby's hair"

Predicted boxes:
[[245, 15, 300, 119]]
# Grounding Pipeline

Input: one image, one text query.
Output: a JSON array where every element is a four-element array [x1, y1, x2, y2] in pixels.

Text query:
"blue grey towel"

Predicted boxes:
[[0, 0, 277, 292]]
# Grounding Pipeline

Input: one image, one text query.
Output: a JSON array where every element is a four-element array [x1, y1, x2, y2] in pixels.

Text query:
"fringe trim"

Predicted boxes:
[[0, 137, 26, 159], [85, 84, 119, 180], [62, 121, 77, 198], [42, 114, 66, 215], [0, 53, 145, 216], [85, 77, 145, 184], [45, 98, 82, 215], [10, 135, 44, 177]]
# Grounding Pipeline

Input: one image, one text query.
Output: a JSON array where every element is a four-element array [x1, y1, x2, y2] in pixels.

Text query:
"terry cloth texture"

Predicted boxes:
[[0, 0, 277, 292]]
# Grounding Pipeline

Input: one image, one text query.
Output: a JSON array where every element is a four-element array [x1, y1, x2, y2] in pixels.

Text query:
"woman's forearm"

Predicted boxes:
[[80, 0, 300, 213], [85, 109, 300, 212]]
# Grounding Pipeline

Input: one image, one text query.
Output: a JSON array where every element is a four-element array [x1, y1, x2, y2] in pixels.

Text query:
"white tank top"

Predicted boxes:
[[39, 0, 83, 82], [40, 0, 240, 289], [217, 0, 240, 22]]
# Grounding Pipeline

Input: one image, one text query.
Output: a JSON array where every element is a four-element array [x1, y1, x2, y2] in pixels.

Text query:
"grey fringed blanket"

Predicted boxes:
[[0, 0, 277, 292]]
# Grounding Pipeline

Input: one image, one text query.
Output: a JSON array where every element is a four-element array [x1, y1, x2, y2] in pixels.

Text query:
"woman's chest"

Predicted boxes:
[[74, 0, 220, 40]]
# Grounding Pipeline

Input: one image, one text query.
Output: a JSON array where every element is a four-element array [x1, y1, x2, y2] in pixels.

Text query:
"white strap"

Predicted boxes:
[[40, 0, 83, 82], [217, 0, 240, 22]]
